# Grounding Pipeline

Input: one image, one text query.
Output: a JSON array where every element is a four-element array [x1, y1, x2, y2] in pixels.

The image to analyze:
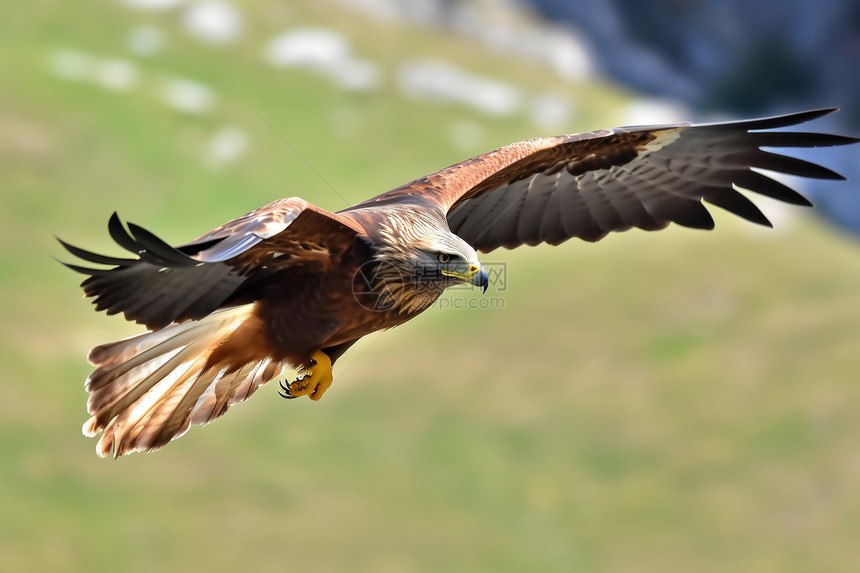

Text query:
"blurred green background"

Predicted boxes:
[[2, 1, 859, 571]]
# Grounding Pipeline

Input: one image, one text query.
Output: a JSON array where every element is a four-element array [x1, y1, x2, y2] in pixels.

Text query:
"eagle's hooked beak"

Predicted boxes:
[[473, 266, 489, 293], [441, 264, 489, 293]]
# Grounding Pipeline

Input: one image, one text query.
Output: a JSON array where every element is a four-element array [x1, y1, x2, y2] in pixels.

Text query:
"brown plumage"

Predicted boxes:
[[60, 108, 857, 457]]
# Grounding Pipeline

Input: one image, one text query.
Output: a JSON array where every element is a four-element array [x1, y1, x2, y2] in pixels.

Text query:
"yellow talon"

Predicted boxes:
[[287, 350, 333, 401]]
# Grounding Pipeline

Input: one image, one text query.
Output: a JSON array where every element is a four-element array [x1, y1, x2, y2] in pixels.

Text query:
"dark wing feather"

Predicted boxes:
[[419, 108, 856, 253], [59, 197, 362, 329]]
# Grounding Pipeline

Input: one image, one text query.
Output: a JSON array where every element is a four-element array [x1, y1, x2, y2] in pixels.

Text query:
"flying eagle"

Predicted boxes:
[[60, 108, 857, 458]]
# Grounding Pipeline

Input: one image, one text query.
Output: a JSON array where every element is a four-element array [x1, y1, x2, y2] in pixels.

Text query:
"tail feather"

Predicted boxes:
[[86, 346, 189, 427], [196, 359, 278, 423], [87, 323, 195, 370], [111, 355, 213, 454], [82, 303, 287, 458], [87, 322, 208, 391]]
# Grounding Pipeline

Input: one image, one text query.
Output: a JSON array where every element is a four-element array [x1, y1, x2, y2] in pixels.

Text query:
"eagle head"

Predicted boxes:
[[366, 208, 488, 313]]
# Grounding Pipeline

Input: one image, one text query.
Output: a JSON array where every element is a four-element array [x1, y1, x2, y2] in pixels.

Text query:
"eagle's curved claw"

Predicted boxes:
[[279, 350, 333, 401], [278, 379, 297, 399]]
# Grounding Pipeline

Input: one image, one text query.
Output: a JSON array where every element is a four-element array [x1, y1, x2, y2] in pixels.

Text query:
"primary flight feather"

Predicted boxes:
[[60, 108, 858, 457]]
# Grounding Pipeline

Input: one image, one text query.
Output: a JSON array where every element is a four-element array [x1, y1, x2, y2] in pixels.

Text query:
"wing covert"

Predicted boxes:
[[59, 198, 361, 329]]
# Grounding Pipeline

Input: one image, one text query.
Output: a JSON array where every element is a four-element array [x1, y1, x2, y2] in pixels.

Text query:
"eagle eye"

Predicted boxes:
[[436, 253, 451, 264]]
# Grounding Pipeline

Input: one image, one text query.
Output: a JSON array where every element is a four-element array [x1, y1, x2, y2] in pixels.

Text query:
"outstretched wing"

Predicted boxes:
[[450, 109, 858, 251], [353, 108, 856, 252], [59, 197, 361, 330]]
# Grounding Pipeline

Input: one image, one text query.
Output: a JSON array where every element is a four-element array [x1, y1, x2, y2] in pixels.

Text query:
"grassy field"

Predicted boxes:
[[2, 2, 860, 572]]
